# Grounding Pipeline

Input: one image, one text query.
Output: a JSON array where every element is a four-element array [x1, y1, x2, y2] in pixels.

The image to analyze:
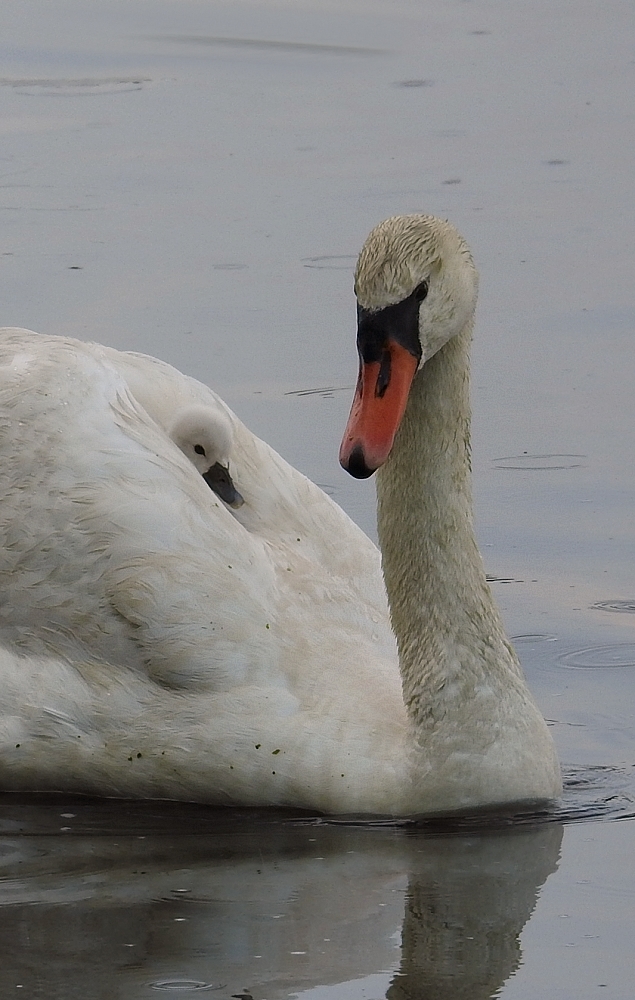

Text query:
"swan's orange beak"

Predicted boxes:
[[339, 341, 419, 478]]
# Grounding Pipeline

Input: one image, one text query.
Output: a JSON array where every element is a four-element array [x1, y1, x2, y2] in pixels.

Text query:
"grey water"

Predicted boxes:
[[1, 0, 635, 995]]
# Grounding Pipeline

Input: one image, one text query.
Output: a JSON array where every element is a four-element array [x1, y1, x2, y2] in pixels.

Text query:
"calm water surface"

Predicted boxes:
[[2, 0, 635, 996]]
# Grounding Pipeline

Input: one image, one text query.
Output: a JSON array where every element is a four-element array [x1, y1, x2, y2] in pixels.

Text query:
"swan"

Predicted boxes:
[[168, 405, 244, 508], [0, 214, 561, 814], [61, 341, 245, 507]]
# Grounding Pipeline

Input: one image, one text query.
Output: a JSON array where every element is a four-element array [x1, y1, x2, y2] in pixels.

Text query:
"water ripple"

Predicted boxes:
[[317, 765, 635, 832], [150, 981, 221, 993], [591, 599, 635, 614], [0, 77, 149, 96], [558, 643, 635, 669], [493, 453, 586, 470]]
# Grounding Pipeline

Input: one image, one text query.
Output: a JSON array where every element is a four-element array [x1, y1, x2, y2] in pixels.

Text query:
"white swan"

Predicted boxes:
[[0, 214, 561, 814], [61, 342, 244, 507], [168, 405, 244, 508]]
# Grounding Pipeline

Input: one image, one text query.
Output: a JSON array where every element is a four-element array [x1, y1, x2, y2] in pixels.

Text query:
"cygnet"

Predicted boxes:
[[168, 404, 244, 508]]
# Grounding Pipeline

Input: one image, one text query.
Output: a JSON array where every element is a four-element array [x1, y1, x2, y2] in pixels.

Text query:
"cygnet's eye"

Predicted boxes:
[[194, 444, 206, 457], [414, 280, 429, 302]]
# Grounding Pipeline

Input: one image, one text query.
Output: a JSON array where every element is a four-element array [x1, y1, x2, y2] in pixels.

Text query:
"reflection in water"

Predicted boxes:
[[387, 830, 561, 1000], [0, 800, 561, 999]]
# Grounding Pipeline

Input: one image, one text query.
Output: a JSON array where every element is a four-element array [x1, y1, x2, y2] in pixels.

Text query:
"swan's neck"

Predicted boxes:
[[376, 325, 521, 733]]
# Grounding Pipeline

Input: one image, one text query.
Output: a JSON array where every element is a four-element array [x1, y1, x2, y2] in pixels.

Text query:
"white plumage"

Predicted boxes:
[[0, 214, 561, 814]]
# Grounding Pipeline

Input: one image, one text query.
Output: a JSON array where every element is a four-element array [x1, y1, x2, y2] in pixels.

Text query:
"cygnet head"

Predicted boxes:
[[168, 404, 244, 508], [340, 214, 479, 479]]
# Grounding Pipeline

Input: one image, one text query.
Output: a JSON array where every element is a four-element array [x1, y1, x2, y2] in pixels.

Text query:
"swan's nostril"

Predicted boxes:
[[342, 444, 376, 479]]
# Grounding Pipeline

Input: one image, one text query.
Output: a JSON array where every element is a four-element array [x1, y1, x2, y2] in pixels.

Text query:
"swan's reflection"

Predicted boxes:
[[387, 827, 562, 1000], [0, 800, 561, 999]]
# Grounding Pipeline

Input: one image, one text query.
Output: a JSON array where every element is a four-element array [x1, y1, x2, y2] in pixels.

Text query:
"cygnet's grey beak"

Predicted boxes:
[[202, 463, 245, 508]]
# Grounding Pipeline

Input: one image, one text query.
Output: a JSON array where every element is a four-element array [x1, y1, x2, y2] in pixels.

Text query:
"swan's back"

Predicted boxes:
[[0, 329, 408, 813], [0, 331, 279, 683]]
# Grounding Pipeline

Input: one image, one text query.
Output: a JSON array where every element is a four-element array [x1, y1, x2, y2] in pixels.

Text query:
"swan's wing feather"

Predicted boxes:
[[0, 331, 281, 691], [100, 344, 390, 618], [0, 330, 407, 812]]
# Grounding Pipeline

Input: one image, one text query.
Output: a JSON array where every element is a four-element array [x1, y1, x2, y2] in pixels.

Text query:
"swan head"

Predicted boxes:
[[340, 214, 478, 478], [168, 404, 244, 508]]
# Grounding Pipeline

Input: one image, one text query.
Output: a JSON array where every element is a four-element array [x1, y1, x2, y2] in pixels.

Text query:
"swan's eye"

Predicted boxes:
[[194, 444, 206, 457], [414, 281, 429, 303]]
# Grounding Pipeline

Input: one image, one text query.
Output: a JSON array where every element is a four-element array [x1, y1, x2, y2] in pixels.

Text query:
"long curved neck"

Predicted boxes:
[[376, 325, 522, 731]]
